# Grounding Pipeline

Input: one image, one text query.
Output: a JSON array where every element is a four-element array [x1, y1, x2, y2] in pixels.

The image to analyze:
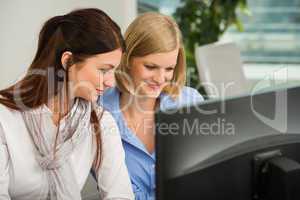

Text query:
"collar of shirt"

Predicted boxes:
[[98, 87, 164, 160]]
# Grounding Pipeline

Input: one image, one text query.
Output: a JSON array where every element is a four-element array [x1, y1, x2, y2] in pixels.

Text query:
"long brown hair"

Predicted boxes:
[[0, 8, 125, 171]]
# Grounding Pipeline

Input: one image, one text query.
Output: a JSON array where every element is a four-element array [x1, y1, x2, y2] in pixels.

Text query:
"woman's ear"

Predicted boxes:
[[61, 51, 73, 70]]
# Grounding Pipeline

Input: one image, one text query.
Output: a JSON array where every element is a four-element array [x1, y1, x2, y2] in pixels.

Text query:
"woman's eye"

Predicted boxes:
[[98, 68, 111, 74], [166, 67, 175, 72], [144, 65, 156, 70]]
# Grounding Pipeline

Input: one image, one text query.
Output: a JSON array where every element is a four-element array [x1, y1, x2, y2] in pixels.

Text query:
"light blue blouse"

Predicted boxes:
[[98, 86, 204, 200]]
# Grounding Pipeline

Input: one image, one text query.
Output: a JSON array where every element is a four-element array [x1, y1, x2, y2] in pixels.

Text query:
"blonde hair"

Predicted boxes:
[[115, 12, 186, 98]]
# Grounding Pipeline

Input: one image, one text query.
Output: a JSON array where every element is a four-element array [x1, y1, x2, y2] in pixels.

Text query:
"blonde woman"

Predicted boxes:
[[100, 12, 204, 199]]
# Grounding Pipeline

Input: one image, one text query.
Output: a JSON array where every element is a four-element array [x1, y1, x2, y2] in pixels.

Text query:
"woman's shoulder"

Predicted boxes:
[[96, 106, 120, 138], [160, 86, 204, 110], [180, 86, 204, 101], [0, 105, 8, 144], [101, 109, 116, 126], [0, 103, 24, 144], [179, 86, 205, 106], [98, 87, 120, 112], [0, 103, 21, 121]]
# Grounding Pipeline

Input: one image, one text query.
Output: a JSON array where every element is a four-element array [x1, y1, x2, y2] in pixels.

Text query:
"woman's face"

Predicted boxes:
[[68, 48, 122, 102], [128, 48, 179, 98]]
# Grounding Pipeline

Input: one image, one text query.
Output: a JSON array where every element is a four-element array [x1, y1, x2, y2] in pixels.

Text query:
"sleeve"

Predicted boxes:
[[175, 87, 204, 110], [94, 111, 134, 200], [0, 123, 11, 199], [187, 87, 205, 104]]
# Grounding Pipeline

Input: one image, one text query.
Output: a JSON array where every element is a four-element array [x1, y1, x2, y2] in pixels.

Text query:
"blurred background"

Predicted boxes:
[[138, 0, 300, 98], [0, 0, 137, 90], [1, 0, 300, 97], [1, 0, 300, 198]]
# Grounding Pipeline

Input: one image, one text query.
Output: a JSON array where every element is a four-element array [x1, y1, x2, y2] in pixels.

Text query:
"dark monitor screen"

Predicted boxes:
[[156, 86, 300, 200]]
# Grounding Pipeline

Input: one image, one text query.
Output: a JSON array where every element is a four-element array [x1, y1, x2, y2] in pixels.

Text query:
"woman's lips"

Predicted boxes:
[[96, 89, 103, 94], [147, 83, 161, 90]]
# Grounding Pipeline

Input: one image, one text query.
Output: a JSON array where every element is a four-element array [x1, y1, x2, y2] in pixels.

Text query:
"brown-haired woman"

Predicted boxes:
[[0, 8, 134, 200]]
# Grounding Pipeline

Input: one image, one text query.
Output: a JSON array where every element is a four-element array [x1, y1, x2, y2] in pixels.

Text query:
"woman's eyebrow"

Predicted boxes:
[[97, 64, 115, 69], [145, 62, 176, 68]]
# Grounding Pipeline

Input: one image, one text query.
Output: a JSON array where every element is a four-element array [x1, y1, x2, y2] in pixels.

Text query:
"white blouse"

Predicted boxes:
[[0, 104, 134, 200]]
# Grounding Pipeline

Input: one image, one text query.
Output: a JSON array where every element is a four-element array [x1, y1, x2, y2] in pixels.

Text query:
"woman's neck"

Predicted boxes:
[[120, 92, 157, 154], [120, 92, 158, 118], [47, 93, 75, 125]]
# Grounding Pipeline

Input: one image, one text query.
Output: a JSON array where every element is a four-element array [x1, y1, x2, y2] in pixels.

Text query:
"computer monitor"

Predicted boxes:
[[156, 86, 300, 200]]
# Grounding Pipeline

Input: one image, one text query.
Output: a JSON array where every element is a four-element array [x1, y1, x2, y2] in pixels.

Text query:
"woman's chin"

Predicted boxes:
[[134, 85, 162, 98], [143, 88, 162, 98], [80, 93, 98, 103]]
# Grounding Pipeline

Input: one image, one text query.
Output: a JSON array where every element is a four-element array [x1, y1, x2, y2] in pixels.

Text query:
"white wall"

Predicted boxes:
[[0, 0, 137, 89]]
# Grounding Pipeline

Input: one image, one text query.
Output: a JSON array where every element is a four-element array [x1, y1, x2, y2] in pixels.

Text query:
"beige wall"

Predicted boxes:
[[0, 0, 137, 89]]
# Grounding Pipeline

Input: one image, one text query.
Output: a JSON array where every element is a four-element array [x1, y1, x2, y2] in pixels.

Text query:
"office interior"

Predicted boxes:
[[1, 0, 300, 199]]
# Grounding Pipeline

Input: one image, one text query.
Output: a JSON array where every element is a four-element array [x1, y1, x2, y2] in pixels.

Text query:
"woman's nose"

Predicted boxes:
[[153, 70, 166, 84], [103, 72, 115, 89]]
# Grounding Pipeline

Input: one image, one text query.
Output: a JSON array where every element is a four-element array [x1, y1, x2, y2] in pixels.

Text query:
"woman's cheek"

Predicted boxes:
[[167, 72, 174, 81]]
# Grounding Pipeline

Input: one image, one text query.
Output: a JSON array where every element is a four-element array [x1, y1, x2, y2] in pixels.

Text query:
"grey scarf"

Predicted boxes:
[[22, 98, 92, 200]]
